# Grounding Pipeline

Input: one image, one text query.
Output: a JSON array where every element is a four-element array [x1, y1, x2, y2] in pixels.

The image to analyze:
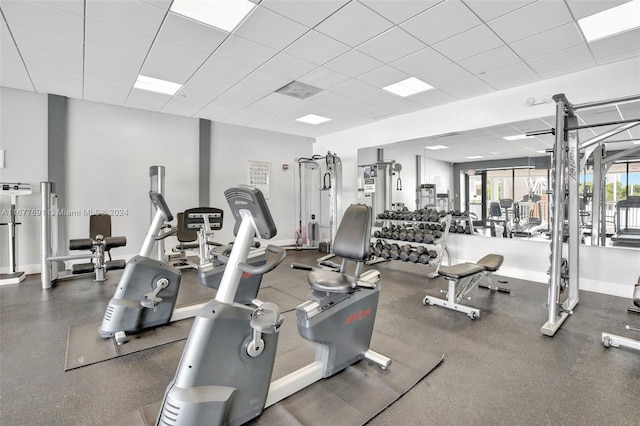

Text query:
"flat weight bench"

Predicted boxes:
[[423, 254, 505, 319]]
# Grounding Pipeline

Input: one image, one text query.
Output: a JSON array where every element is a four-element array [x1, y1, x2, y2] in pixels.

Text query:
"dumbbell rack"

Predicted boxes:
[[449, 215, 475, 235], [370, 213, 452, 278]]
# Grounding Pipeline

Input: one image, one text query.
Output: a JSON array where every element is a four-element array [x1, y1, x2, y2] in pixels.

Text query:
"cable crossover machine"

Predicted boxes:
[[527, 93, 640, 336]]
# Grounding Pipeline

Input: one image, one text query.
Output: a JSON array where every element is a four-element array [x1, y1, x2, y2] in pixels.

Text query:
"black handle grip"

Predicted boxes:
[[290, 263, 313, 271], [155, 227, 177, 240], [238, 245, 286, 275]]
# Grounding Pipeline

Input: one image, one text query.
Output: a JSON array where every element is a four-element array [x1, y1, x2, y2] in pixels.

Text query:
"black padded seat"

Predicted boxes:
[[476, 254, 504, 272], [438, 263, 484, 279], [634, 281, 639, 308], [308, 269, 357, 293]]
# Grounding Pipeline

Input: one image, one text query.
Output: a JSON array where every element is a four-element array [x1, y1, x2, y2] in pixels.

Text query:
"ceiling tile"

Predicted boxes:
[[357, 65, 410, 88], [141, 0, 173, 9], [487, 0, 574, 43], [214, 35, 278, 68], [595, 49, 640, 66], [251, 92, 300, 110], [509, 22, 584, 60], [85, 63, 137, 87], [141, 40, 208, 84], [478, 61, 537, 87], [419, 63, 472, 87], [86, 19, 154, 58], [20, 53, 83, 79], [408, 89, 457, 107], [126, 89, 171, 111], [458, 45, 521, 74], [401, 0, 481, 45], [0, 41, 34, 91], [195, 56, 254, 84], [241, 70, 292, 93], [178, 76, 235, 104], [260, 0, 349, 28], [86, 0, 166, 37], [161, 96, 211, 117], [1, 0, 83, 42], [389, 47, 451, 76], [284, 30, 351, 65], [259, 53, 317, 80], [213, 92, 258, 109], [85, 44, 145, 75], [324, 49, 383, 78], [536, 60, 596, 80], [297, 67, 350, 89], [33, 0, 85, 16], [83, 79, 131, 105], [234, 6, 309, 51], [359, 104, 399, 120], [432, 24, 504, 61], [315, 1, 393, 47], [492, 74, 540, 91], [28, 66, 82, 92], [440, 76, 495, 99], [565, 0, 629, 20], [158, 13, 228, 54], [357, 89, 403, 105], [10, 25, 83, 63], [383, 98, 425, 114], [307, 90, 351, 107], [334, 98, 375, 114], [331, 79, 378, 98], [462, 0, 536, 22], [527, 44, 594, 75], [360, 0, 443, 24], [589, 28, 640, 61], [357, 27, 426, 63]]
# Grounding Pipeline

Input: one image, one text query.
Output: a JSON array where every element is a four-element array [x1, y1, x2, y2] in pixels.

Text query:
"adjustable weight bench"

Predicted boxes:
[[423, 254, 504, 319]]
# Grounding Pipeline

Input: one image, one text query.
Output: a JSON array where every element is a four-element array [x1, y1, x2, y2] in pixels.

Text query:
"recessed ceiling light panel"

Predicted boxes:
[[383, 77, 433, 97], [465, 155, 484, 159], [503, 134, 534, 141], [170, 0, 256, 32], [578, 0, 640, 42], [296, 114, 332, 125], [425, 145, 449, 150], [134, 75, 182, 95]]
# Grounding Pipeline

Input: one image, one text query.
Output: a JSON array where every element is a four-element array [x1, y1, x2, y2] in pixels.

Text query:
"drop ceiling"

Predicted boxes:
[[1, 0, 640, 161]]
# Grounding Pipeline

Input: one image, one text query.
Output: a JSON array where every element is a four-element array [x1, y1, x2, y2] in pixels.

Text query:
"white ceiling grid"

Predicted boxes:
[[0, 0, 638, 161]]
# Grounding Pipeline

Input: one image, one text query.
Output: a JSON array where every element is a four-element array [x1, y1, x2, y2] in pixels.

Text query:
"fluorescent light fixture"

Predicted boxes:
[[578, 0, 640, 42], [134, 75, 182, 95], [296, 114, 332, 125], [170, 0, 256, 32], [466, 155, 484, 159], [634, 140, 640, 145], [537, 150, 547, 154], [383, 77, 433, 97], [503, 134, 534, 141], [425, 145, 448, 150]]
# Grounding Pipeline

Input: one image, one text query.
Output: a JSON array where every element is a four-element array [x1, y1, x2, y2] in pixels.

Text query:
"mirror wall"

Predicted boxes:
[[358, 101, 640, 248]]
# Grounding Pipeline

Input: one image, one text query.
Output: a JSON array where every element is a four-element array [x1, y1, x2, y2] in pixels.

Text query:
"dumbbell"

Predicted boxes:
[[464, 225, 472, 234], [456, 225, 465, 233], [449, 225, 457, 233], [414, 232, 424, 243], [373, 230, 382, 238], [390, 249, 401, 260], [419, 254, 430, 264], [433, 230, 442, 239], [423, 234, 434, 244], [381, 249, 390, 258], [408, 251, 420, 263], [416, 246, 427, 255], [428, 249, 438, 258]]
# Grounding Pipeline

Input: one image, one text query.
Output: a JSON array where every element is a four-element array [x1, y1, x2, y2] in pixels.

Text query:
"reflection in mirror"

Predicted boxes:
[[360, 98, 640, 249]]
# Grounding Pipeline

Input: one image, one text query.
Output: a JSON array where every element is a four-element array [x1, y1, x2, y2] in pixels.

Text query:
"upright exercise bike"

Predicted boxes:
[[98, 192, 266, 344], [157, 186, 390, 426]]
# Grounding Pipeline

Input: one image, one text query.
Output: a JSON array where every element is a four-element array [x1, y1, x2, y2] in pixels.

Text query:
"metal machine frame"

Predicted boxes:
[[528, 93, 640, 336], [293, 151, 342, 251], [0, 182, 32, 285]]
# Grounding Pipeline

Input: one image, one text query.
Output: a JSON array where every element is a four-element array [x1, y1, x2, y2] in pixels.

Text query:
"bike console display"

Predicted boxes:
[[224, 186, 277, 239]]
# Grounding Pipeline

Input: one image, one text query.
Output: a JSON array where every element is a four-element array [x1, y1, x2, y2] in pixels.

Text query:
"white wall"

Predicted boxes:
[[0, 87, 47, 274], [315, 58, 640, 211], [447, 233, 639, 298], [209, 122, 313, 246], [65, 99, 200, 258]]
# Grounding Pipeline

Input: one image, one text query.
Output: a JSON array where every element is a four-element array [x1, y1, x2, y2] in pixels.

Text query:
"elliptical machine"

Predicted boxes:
[[98, 192, 266, 345], [157, 186, 390, 426]]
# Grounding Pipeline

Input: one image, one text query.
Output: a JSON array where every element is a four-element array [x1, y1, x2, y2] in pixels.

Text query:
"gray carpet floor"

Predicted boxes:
[[1, 249, 638, 425]]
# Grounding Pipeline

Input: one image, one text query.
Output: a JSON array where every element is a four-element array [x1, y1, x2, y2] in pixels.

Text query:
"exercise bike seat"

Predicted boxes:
[[308, 269, 357, 293], [634, 278, 640, 308]]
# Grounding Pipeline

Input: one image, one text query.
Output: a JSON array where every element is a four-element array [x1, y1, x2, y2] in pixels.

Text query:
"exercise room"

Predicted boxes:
[[1, 1, 639, 425]]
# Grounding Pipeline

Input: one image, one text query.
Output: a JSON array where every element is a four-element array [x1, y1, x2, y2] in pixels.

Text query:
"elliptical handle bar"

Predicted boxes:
[[238, 245, 286, 276]]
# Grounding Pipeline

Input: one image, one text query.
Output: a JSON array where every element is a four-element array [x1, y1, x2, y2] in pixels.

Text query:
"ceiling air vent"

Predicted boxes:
[[275, 81, 323, 100]]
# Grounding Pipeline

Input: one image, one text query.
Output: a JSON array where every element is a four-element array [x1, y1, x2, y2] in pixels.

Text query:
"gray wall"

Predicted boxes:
[[210, 121, 313, 245], [0, 87, 48, 274], [0, 87, 313, 273]]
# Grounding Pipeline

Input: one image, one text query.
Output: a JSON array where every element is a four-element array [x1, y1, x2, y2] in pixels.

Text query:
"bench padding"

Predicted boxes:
[[308, 269, 356, 293], [634, 282, 639, 308], [438, 263, 484, 279], [476, 254, 504, 272]]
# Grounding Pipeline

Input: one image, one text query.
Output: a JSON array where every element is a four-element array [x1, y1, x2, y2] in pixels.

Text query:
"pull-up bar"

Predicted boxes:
[[572, 94, 640, 111]]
